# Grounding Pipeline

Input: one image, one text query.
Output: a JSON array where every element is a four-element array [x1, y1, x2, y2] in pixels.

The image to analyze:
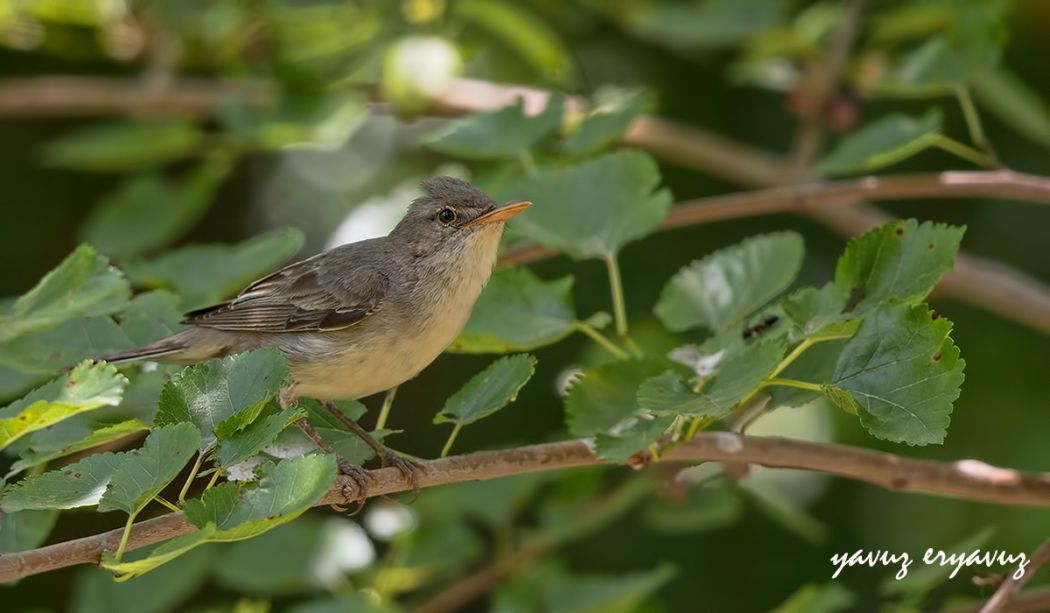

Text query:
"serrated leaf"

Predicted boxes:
[[0, 244, 130, 342], [655, 232, 804, 332], [815, 109, 943, 176], [427, 97, 562, 159], [80, 161, 228, 258], [2, 452, 126, 512], [825, 304, 965, 445], [594, 414, 675, 463], [495, 150, 672, 260], [156, 349, 289, 450], [101, 526, 217, 581], [0, 361, 127, 451], [781, 283, 848, 339], [98, 423, 201, 515], [638, 340, 785, 418], [178, 455, 335, 546], [40, 121, 205, 172], [123, 228, 304, 309], [7, 419, 148, 477], [565, 359, 667, 438], [562, 90, 646, 156], [434, 355, 536, 426], [216, 408, 305, 469], [0, 509, 58, 554], [0, 292, 184, 375], [450, 269, 578, 353], [835, 219, 965, 313]]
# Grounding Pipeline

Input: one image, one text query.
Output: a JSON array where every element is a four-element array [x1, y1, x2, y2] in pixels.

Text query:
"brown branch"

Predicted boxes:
[[788, 0, 866, 173], [5, 433, 1050, 583], [980, 538, 1050, 613], [0, 77, 274, 118]]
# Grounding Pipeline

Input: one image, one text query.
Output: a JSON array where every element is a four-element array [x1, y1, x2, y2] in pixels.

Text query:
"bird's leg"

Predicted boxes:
[[320, 400, 425, 498], [281, 385, 373, 509]]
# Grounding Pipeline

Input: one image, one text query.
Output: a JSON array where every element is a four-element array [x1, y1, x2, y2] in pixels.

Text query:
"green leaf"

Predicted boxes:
[[80, 161, 229, 258], [493, 563, 677, 613], [0, 509, 58, 554], [835, 219, 965, 312], [156, 349, 289, 449], [768, 341, 843, 409], [593, 414, 675, 463], [815, 109, 943, 176], [772, 583, 855, 613], [565, 359, 667, 438], [7, 419, 148, 477], [427, 97, 562, 159], [185, 455, 336, 535], [2, 452, 126, 512], [0, 361, 127, 451], [638, 340, 785, 418], [620, 0, 788, 50], [434, 355, 536, 426], [450, 269, 578, 353], [780, 283, 848, 339], [824, 304, 965, 445], [72, 548, 212, 613], [495, 150, 672, 260], [98, 423, 201, 515], [562, 89, 646, 156], [454, 0, 571, 82], [655, 232, 804, 332], [216, 407, 306, 468], [101, 527, 217, 581], [123, 228, 304, 309], [40, 121, 205, 172], [972, 68, 1050, 150], [0, 244, 130, 342]]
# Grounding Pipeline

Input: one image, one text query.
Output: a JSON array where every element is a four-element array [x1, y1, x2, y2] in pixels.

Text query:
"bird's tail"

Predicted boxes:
[[95, 329, 203, 365]]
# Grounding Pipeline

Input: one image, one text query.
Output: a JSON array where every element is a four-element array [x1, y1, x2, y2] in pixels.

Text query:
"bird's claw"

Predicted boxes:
[[377, 448, 425, 502], [337, 458, 375, 514]]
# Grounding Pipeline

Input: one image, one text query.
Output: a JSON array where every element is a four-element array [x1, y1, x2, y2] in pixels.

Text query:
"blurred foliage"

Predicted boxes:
[[1, 0, 1049, 612]]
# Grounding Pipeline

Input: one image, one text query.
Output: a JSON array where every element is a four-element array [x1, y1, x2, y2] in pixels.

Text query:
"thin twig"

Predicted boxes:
[[980, 538, 1050, 613], [788, 0, 866, 174], [5, 433, 1050, 583]]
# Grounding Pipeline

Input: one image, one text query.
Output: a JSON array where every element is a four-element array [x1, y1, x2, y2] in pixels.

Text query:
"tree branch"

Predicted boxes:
[[980, 538, 1050, 613], [5, 433, 1050, 583], [0, 77, 274, 118]]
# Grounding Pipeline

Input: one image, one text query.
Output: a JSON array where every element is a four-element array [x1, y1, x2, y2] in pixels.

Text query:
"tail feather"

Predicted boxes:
[[97, 343, 187, 364]]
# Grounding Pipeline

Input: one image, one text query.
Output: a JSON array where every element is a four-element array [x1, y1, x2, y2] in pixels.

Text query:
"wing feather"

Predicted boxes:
[[183, 245, 389, 333]]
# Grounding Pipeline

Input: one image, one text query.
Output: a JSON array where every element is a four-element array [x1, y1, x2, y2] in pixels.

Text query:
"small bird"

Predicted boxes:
[[101, 176, 530, 494]]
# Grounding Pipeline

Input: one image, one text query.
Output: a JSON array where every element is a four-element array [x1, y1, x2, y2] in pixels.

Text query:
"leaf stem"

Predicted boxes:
[[204, 469, 221, 490], [440, 424, 463, 458], [604, 253, 629, 339], [769, 338, 818, 380], [931, 135, 996, 169], [154, 496, 181, 513], [178, 451, 205, 504], [113, 510, 138, 562], [376, 387, 398, 430], [764, 377, 823, 392], [955, 86, 993, 158], [574, 322, 629, 360]]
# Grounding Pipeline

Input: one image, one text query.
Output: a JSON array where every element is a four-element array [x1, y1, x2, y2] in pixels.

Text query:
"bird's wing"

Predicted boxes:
[[182, 249, 390, 333]]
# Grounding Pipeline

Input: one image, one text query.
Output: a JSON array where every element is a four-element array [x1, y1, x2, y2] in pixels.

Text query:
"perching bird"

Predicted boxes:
[[100, 176, 531, 495]]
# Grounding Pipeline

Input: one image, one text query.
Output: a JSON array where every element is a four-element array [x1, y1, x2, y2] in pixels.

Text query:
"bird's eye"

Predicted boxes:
[[438, 208, 456, 224]]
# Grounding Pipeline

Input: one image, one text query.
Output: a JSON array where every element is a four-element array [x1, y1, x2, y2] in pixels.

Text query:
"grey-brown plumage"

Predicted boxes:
[[101, 176, 530, 401]]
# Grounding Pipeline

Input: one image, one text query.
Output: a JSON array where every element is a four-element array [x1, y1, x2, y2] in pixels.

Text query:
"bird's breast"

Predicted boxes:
[[286, 233, 498, 401]]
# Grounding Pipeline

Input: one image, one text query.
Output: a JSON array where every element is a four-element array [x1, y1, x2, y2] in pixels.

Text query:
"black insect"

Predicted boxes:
[[743, 315, 780, 340]]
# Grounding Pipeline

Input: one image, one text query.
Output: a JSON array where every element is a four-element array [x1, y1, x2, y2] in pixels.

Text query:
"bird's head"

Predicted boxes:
[[391, 176, 530, 259]]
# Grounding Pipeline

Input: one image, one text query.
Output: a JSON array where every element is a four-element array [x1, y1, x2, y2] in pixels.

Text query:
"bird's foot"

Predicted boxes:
[[336, 458, 375, 514], [376, 446, 425, 502]]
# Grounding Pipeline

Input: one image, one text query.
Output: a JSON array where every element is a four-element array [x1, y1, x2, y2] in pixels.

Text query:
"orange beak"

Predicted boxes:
[[461, 200, 531, 228]]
